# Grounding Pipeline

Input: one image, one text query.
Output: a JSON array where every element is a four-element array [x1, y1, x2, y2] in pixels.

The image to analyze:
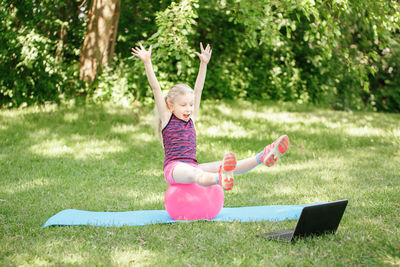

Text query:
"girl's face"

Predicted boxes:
[[169, 94, 194, 121]]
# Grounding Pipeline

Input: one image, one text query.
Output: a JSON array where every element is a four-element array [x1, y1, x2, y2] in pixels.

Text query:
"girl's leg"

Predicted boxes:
[[173, 162, 216, 186], [173, 152, 237, 190], [198, 157, 258, 174], [198, 135, 290, 175], [199, 157, 258, 175]]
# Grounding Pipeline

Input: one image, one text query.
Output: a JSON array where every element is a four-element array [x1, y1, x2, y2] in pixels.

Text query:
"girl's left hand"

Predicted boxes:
[[195, 43, 212, 64]]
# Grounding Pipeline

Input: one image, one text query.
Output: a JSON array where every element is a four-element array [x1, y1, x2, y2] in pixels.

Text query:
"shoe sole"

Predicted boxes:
[[275, 135, 289, 157], [221, 152, 236, 190], [263, 135, 289, 166], [222, 152, 237, 172]]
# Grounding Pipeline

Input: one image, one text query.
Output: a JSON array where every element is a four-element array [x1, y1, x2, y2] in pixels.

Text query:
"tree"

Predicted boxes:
[[79, 0, 121, 82]]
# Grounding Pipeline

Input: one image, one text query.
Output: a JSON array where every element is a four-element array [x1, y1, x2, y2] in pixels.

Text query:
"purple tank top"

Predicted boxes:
[[162, 114, 198, 168]]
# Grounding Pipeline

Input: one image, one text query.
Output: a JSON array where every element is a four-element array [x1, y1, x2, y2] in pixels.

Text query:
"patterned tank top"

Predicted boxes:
[[162, 114, 198, 168]]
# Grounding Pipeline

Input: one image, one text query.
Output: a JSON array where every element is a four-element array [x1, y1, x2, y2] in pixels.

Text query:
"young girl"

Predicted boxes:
[[131, 42, 289, 191]]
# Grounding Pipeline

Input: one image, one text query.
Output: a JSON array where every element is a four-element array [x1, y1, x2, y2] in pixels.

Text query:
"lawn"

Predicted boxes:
[[1, 100, 399, 266]]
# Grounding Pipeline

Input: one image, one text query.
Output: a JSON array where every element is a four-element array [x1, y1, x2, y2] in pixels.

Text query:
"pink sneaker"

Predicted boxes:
[[219, 152, 236, 190], [260, 135, 290, 167]]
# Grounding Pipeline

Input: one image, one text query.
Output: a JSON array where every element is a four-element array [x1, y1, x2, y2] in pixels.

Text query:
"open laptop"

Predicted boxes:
[[258, 199, 348, 242]]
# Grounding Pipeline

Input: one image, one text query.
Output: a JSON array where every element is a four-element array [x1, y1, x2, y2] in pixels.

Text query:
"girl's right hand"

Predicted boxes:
[[131, 42, 152, 64]]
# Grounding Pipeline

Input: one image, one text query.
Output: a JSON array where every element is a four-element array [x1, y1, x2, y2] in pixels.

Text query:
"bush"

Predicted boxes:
[[0, 1, 83, 108]]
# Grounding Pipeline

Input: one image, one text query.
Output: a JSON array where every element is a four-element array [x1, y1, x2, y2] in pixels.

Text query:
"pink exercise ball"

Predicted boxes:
[[164, 183, 224, 221]]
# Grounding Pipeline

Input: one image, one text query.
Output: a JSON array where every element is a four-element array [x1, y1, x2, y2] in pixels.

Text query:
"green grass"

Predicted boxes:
[[1, 100, 399, 266]]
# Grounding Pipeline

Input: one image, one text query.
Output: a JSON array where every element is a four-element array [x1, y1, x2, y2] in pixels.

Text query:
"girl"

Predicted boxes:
[[131, 42, 289, 191]]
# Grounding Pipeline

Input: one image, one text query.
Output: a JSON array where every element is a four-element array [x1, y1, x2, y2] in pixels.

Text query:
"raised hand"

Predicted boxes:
[[131, 42, 152, 64], [194, 42, 212, 64]]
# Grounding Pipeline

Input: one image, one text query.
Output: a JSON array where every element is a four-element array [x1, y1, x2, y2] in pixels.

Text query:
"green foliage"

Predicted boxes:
[[93, 59, 145, 107], [115, 0, 171, 56], [0, 27, 60, 107], [148, 0, 200, 90], [0, 0, 85, 108], [370, 39, 400, 112], [0, 4, 55, 107], [226, 0, 400, 110]]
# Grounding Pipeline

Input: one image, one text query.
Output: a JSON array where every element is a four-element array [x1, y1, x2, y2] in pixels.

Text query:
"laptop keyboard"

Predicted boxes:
[[265, 229, 294, 240]]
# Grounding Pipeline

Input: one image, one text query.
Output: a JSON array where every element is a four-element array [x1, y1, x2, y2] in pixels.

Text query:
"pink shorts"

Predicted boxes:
[[163, 161, 199, 185]]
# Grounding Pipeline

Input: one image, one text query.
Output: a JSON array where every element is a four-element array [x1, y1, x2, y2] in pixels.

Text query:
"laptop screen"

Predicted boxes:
[[293, 200, 348, 237]]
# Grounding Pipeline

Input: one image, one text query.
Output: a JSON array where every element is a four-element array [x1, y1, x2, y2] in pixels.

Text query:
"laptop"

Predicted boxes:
[[258, 199, 348, 242]]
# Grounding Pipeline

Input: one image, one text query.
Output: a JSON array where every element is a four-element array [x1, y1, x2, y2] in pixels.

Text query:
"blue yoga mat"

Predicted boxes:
[[42, 203, 321, 228]]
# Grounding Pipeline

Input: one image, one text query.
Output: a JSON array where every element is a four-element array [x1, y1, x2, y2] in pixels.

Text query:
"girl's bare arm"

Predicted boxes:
[[193, 43, 212, 120], [131, 43, 170, 122]]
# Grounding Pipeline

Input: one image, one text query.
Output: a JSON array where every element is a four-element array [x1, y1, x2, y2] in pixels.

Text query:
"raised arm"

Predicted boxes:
[[131, 43, 170, 122], [192, 43, 212, 120]]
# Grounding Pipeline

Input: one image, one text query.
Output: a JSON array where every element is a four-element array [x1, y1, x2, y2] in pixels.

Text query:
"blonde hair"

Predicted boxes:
[[154, 84, 194, 140], [165, 83, 194, 107]]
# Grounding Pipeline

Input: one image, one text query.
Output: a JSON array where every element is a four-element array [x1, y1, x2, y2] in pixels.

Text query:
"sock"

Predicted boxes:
[[255, 150, 264, 164], [214, 173, 220, 185]]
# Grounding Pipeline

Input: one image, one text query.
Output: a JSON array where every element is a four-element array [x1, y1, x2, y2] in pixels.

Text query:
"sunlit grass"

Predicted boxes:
[[1, 100, 399, 266], [111, 247, 156, 266], [29, 138, 127, 159]]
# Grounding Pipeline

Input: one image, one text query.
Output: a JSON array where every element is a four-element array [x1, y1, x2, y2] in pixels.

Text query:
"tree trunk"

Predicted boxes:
[[104, 1, 120, 65], [79, 0, 121, 82], [55, 25, 66, 64]]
